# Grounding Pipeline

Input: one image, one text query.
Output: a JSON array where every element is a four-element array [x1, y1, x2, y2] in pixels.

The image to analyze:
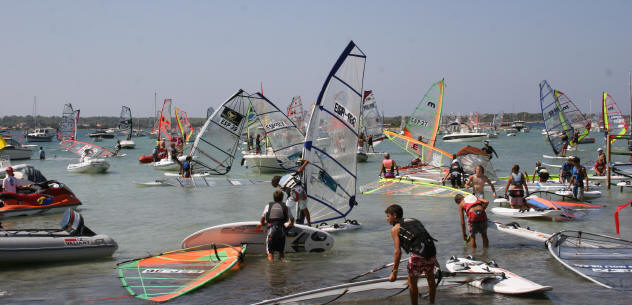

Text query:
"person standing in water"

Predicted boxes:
[[504, 164, 529, 210], [464, 165, 496, 199], [367, 135, 375, 152], [259, 190, 294, 262], [531, 161, 550, 183], [569, 156, 588, 201], [454, 194, 489, 248], [379, 153, 399, 178], [39, 147, 45, 160], [270, 160, 311, 226], [385, 204, 439, 305]]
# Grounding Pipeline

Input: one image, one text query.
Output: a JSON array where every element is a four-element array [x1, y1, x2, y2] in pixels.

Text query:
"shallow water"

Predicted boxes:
[[1, 128, 631, 304]]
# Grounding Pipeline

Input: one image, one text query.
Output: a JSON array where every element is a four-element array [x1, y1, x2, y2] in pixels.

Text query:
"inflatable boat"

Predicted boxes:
[[0, 209, 117, 263]]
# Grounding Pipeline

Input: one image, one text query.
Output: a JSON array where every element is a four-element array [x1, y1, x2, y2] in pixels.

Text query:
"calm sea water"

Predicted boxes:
[[1, 128, 631, 305]]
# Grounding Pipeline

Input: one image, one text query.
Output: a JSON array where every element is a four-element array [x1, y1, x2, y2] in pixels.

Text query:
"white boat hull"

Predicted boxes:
[[491, 207, 563, 218], [243, 153, 288, 174], [0, 148, 32, 160], [442, 133, 488, 143], [119, 140, 135, 149], [67, 159, 110, 173]]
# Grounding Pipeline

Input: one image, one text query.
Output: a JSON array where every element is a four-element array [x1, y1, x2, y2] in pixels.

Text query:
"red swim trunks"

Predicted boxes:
[[407, 253, 437, 277]]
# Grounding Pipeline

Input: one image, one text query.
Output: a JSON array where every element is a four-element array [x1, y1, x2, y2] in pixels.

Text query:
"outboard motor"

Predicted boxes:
[[60, 209, 96, 236]]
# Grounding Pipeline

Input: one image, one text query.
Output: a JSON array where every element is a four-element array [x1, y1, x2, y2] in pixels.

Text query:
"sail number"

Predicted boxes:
[[409, 117, 429, 127], [265, 121, 287, 132], [220, 119, 238, 132], [334, 102, 357, 128]]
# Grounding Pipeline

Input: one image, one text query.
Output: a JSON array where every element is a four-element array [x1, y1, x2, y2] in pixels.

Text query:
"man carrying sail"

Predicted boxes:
[[454, 194, 489, 248], [270, 159, 311, 226], [379, 153, 399, 178], [385, 204, 439, 305], [259, 190, 294, 262], [481, 140, 498, 159]]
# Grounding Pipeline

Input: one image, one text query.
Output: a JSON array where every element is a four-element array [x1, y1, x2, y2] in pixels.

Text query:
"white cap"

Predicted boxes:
[[464, 194, 478, 204], [597, 147, 603, 152], [452, 159, 458, 164]]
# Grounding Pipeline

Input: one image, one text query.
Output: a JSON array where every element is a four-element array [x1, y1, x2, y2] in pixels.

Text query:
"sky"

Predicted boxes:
[[1, 0, 631, 118]]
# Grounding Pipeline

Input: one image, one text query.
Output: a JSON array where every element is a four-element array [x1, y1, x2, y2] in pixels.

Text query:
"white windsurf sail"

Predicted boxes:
[[555, 90, 591, 145], [360, 90, 385, 145], [118, 106, 132, 137], [57, 103, 78, 141], [287, 96, 306, 135], [540, 80, 573, 155], [301, 41, 366, 224], [190, 89, 250, 175], [403, 79, 445, 146], [249, 93, 305, 171], [602, 92, 628, 143]]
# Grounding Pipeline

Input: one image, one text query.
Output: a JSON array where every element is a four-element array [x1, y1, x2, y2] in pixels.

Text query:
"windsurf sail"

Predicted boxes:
[[57, 103, 78, 141], [615, 200, 631, 234], [190, 89, 251, 175], [301, 41, 365, 224], [156, 177, 266, 188], [118, 106, 132, 137], [175, 107, 194, 142], [360, 90, 385, 145], [540, 80, 573, 155], [118, 245, 245, 302], [360, 178, 470, 197], [158, 99, 173, 143], [249, 93, 305, 171], [492, 112, 504, 131], [613, 163, 632, 179], [403, 79, 445, 146], [206, 106, 215, 119], [384, 130, 453, 168], [455, 145, 497, 181], [602, 92, 628, 143], [547, 231, 632, 290], [59, 139, 113, 158], [554, 90, 591, 145], [287, 96, 306, 135]]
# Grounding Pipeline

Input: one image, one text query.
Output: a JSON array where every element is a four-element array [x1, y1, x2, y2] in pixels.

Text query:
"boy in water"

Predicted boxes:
[[385, 204, 439, 305], [464, 165, 497, 199], [259, 190, 294, 262], [455, 194, 489, 248]]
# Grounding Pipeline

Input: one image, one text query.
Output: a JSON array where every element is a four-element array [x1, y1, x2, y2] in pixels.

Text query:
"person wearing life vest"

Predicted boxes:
[[379, 153, 399, 179], [568, 156, 588, 201], [481, 140, 498, 159], [594, 150, 607, 176], [271, 159, 311, 226], [442, 159, 465, 188], [180, 155, 193, 178], [504, 164, 530, 210], [559, 156, 574, 184], [455, 194, 489, 248], [385, 204, 439, 305], [259, 190, 294, 262], [531, 161, 550, 183]]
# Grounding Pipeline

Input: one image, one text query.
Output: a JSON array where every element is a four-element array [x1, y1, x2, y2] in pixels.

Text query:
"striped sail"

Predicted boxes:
[[57, 103, 78, 141], [118, 106, 132, 135], [360, 90, 385, 145], [602, 92, 628, 143], [554, 90, 590, 145], [540, 80, 573, 155], [158, 99, 173, 143], [403, 79, 445, 146], [249, 93, 305, 171], [383, 130, 453, 168], [175, 107, 194, 142], [190, 89, 250, 175], [302, 41, 365, 224], [287, 96, 306, 134]]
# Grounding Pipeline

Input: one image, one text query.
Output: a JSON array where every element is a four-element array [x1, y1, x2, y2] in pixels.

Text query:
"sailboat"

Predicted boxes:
[[601, 92, 628, 144], [243, 93, 305, 174], [540, 80, 573, 156], [57, 104, 79, 141], [287, 96, 307, 135], [118, 106, 135, 148], [300, 41, 365, 227], [174, 107, 194, 142], [554, 90, 594, 144], [25, 97, 55, 142], [442, 112, 488, 142], [358, 90, 385, 155]]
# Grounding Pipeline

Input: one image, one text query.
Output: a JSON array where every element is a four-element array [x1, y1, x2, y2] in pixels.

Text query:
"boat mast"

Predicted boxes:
[[154, 92, 157, 130], [32, 96, 37, 129]]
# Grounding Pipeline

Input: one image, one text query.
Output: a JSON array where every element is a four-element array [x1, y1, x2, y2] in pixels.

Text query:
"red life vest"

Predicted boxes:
[[464, 200, 486, 223]]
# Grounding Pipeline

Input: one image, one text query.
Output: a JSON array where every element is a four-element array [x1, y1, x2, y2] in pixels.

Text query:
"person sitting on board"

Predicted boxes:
[[559, 156, 574, 184], [39, 146, 45, 160], [379, 153, 399, 179], [442, 159, 465, 188], [271, 159, 311, 226], [259, 190, 294, 262], [559, 131, 569, 157], [367, 135, 375, 153], [1, 167, 20, 193], [568, 156, 588, 201], [113, 140, 121, 156], [594, 152, 607, 176], [180, 155, 193, 178], [504, 164, 530, 210], [158, 140, 168, 159], [481, 140, 498, 159], [152, 143, 161, 162], [385, 204, 439, 305], [531, 161, 550, 183], [454, 194, 489, 248], [255, 134, 262, 154], [464, 165, 496, 199], [357, 132, 365, 153]]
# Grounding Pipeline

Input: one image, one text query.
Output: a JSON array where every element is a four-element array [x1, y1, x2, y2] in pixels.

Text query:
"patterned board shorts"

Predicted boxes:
[[407, 254, 437, 278]]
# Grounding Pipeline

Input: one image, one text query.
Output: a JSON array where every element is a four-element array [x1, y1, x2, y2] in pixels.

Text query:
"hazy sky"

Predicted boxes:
[[1, 0, 631, 118]]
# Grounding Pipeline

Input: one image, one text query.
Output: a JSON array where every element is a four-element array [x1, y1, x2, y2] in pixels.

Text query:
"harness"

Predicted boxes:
[[510, 172, 523, 186], [265, 201, 288, 225], [397, 218, 437, 258], [382, 159, 395, 178], [464, 200, 486, 223]]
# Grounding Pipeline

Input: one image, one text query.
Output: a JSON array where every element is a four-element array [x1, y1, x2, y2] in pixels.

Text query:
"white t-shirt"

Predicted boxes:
[[261, 202, 294, 220], [2, 176, 19, 193]]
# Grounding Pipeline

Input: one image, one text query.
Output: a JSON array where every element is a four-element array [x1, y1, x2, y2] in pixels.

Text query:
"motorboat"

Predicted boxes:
[[120, 139, 135, 149], [0, 135, 33, 160], [152, 155, 188, 171], [442, 131, 488, 142], [25, 128, 55, 142], [0, 209, 117, 263], [511, 120, 527, 132], [242, 149, 288, 174], [1, 164, 82, 218], [67, 157, 110, 174], [87, 129, 115, 139]]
